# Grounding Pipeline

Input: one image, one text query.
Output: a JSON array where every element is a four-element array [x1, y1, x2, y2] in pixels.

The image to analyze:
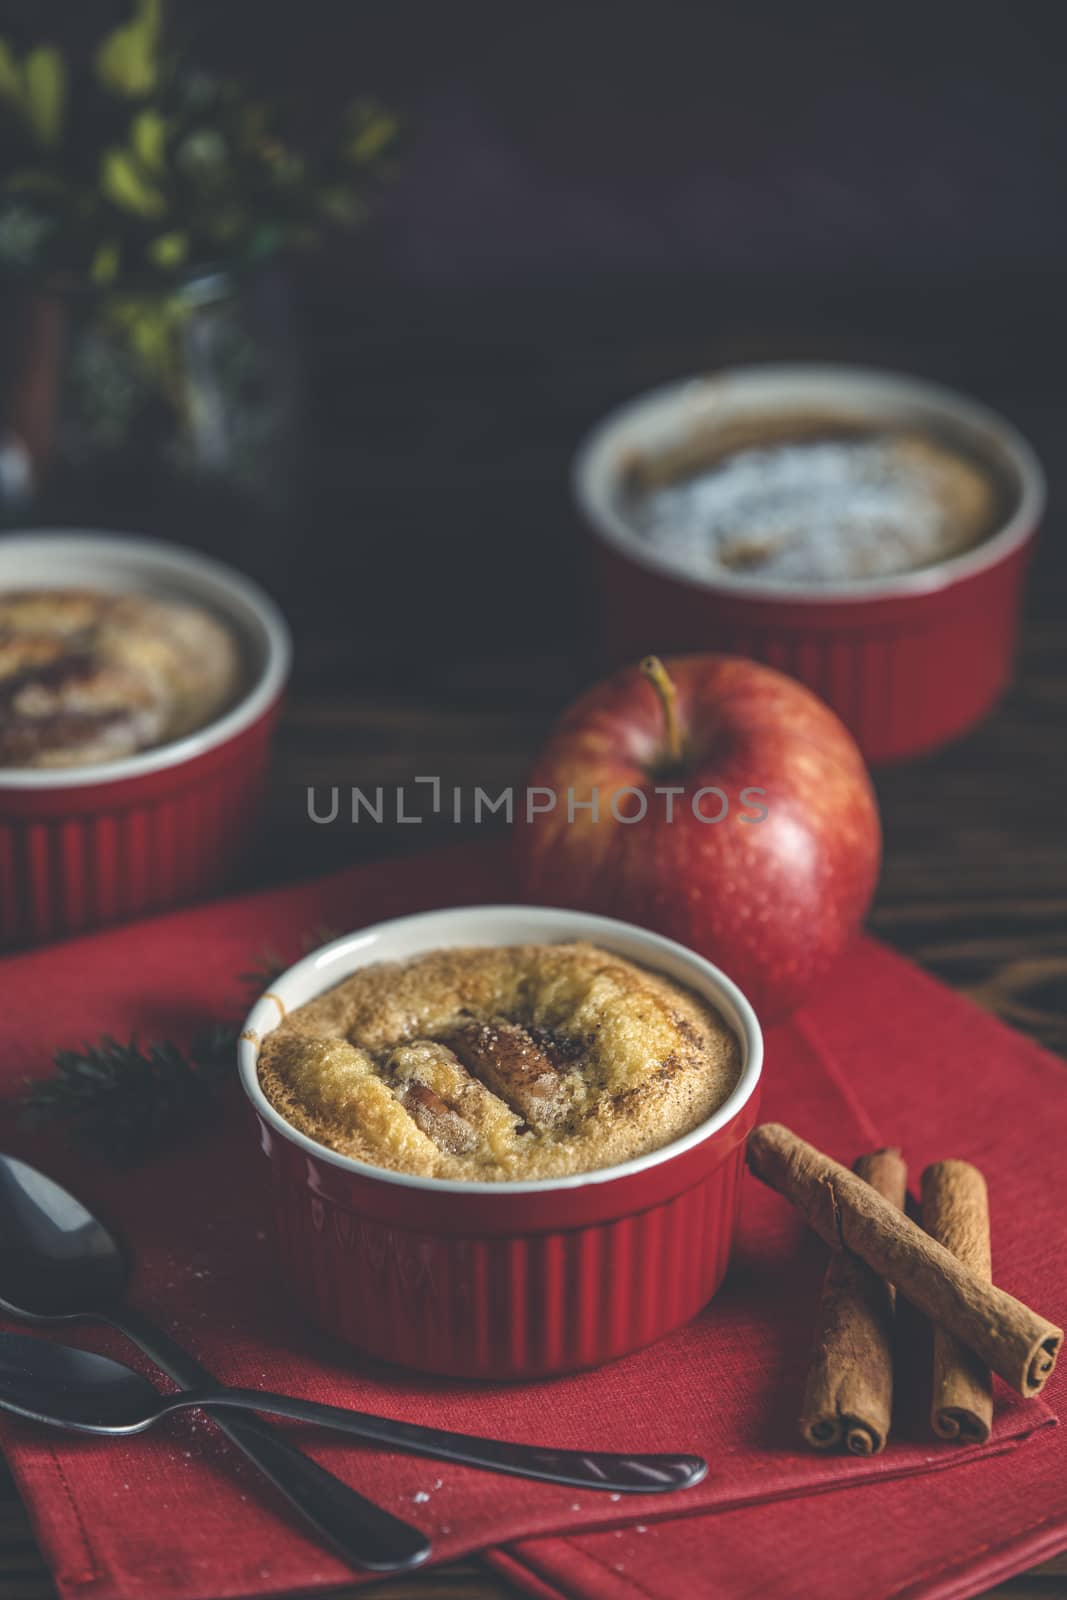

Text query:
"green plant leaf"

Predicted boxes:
[[0, 198, 53, 268], [131, 107, 167, 171], [237, 100, 269, 150], [100, 147, 166, 217], [91, 239, 120, 283], [95, 0, 162, 98], [318, 184, 363, 226], [23, 46, 66, 147], [246, 219, 285, 260], [0, 40, 23, 107], [263, 147, 304, 186], [4, 169, 66, 194], [175, 126, 227, 176], [346, 106, 398, 165], [204, 205, 245, 240], [147, 228, 187, 267]]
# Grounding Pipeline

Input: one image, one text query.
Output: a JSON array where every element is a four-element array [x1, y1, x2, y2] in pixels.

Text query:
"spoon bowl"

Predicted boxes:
[[0, 1155, 127, 1321], [0, 1330, 709, 1493], [0, 1154, 432, 1571], [0, 1157, 707, 1507], [0, 1333, 159, 1431]]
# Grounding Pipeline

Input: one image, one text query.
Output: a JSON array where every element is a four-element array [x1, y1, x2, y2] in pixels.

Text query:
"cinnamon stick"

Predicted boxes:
[[747, 1124, 1061, 1398], [922, 1160, 994, 1443], [800, 1148, 907, 1455]]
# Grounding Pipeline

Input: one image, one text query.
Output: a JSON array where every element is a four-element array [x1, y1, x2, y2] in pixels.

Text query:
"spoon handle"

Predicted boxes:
[[106, 1305, 429, 1573], [166, 1387, 708, 1494]]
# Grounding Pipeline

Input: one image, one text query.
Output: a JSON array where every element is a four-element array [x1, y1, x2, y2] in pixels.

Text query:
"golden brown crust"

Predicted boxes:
[[0, 588, 242, 769], [257, 942, 742, 1181]]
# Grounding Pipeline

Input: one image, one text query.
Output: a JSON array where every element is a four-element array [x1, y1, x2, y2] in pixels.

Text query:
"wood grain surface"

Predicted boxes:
[[2, 270, 1065, 1598]]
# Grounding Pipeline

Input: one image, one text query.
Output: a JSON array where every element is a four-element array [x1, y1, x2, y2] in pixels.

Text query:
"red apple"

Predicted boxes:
[[516, 654, 880, 1023]]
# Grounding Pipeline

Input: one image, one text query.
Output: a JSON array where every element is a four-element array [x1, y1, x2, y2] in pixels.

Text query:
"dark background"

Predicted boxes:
[[4, 2, 1066, 641]]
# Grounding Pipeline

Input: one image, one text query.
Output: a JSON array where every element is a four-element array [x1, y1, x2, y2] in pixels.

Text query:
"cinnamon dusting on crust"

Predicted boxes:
[[257, 941, 741, 1182]]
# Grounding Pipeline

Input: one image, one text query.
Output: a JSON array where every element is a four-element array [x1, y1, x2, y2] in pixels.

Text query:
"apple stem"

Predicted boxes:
[[640, 655, 684, 766]]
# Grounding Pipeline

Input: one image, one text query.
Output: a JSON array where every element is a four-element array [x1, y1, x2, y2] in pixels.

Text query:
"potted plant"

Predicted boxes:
[[0, 0, 396, 520]]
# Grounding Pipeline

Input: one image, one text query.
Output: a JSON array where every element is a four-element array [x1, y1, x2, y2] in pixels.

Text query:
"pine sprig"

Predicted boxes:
[[19, 1027, 237, 1167], [17, 927, 342, 1165]]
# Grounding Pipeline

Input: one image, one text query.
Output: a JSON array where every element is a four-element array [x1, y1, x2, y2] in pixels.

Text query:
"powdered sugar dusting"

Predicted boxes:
[[630, 431, 998, 583]]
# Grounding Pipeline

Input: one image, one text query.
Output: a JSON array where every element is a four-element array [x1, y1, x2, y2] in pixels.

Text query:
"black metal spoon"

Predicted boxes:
[[0, 1329, 707, 1493], [0, 1153, 429, 1572], [0, 1157, 708, 1490]]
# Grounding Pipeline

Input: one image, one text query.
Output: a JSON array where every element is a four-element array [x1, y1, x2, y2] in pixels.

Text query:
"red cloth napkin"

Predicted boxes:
[[0, 838, 1061, 1600], [493, 926, 1067, 1600]]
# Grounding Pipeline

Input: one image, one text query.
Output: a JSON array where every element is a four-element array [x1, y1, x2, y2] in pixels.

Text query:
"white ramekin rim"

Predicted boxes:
[[0, 530, 292, 790], [574, 362, 1046, 605], [238, 904, 764, 1197]]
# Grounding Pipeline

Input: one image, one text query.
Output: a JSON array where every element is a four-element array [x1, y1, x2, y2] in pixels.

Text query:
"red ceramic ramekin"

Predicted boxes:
[[0, 531, 290, 949], [239, 905, 763, 1380], [574, 365, 1046, 763]]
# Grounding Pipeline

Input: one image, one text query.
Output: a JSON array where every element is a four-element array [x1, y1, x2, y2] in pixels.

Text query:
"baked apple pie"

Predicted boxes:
[[625, 413, 1006, 584], [0, 588, 242, 768], [257, 941, 741, 1181]]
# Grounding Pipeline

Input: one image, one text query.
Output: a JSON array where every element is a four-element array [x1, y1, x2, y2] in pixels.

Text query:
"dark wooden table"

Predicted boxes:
[[2, 272, 1065, 1596]]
